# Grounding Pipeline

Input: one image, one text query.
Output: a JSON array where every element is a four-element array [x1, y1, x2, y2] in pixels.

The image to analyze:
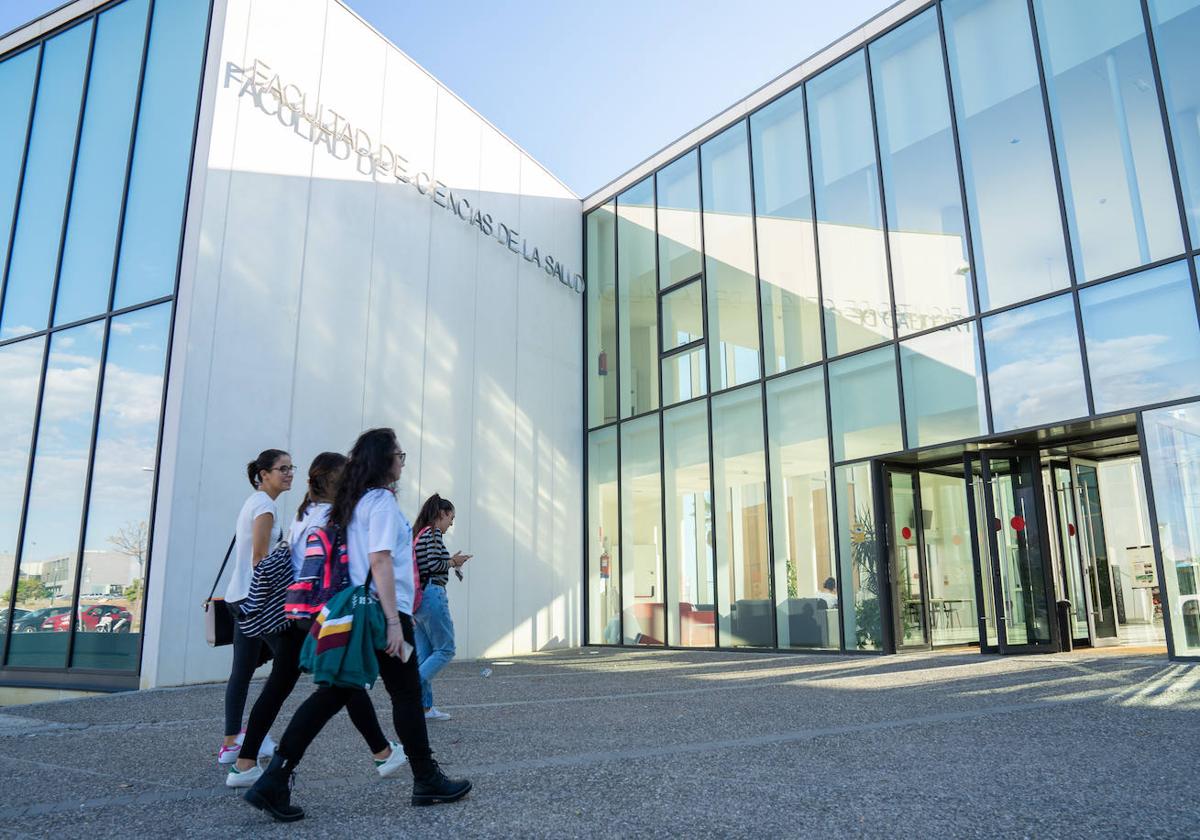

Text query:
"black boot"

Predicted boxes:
[[244, 754, 305, 822], [411, 759, 472, 806]]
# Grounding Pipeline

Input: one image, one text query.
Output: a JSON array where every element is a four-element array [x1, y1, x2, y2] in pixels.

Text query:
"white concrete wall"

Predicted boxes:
[[142, 0, 582, 688]]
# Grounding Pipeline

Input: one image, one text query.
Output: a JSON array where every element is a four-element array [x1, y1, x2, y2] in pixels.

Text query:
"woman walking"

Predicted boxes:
[[225, 452, 408, 787], [412, 494, 470, 721], [219, 449, 292, 764], [245, 429, 471, 821]]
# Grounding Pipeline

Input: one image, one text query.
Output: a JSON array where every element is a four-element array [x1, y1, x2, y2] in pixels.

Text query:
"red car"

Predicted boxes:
[[44, 604, 132, 633]]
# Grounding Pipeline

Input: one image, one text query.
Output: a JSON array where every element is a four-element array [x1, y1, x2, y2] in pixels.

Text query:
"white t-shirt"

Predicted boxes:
[[225, 490, 280, 603], [289, 501, 331, 577], [346, 488, 415, 615]]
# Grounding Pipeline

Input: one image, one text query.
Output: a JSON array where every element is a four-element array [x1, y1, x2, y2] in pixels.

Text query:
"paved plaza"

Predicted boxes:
[[0, 647, 1196, 838]]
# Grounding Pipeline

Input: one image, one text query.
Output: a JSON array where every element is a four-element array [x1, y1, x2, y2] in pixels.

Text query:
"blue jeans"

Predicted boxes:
[[413, 582, 455, 708]]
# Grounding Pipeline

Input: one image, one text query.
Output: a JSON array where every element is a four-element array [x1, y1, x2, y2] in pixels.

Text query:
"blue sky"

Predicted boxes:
[[2, 0, 894, 196]]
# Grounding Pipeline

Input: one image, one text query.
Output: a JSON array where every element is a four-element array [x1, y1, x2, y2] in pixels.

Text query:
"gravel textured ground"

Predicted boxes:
[[0, 647, 1196, 838]]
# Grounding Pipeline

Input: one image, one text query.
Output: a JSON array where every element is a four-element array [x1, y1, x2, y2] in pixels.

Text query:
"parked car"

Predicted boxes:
[[44, 604, 132, 633], [0, 608, 29, 632], [12, 606, 70, 633], [79, 604, 132, 633]]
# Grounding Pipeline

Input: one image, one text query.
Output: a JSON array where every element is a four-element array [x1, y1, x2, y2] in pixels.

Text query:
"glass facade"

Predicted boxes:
[[0, 0, 210, 679], [584, 0, 1200, 658]]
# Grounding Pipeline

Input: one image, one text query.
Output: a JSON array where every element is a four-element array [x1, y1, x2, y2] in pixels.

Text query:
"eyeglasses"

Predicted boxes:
[[395, 451, 407, 465], [272, 465, 297, 475]]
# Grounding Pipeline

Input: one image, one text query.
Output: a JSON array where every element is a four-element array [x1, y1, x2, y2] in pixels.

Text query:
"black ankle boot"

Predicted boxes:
[[411, 759, 472, 806], [244, 754, 305, 822]]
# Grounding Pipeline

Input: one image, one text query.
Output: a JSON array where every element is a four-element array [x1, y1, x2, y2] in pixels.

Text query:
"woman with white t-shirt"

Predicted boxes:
[[225, 452, 408, 788], [219, 449, 292, 764], [245, 429, 471, 822]]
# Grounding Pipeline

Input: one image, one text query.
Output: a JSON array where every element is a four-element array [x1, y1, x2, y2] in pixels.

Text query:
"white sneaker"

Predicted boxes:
[[217, 731, 245, 765], [375, 740, 408, 778], [258, 733, 276, 759], [225, 763, 263, 788], [424, 707, 452, 721]]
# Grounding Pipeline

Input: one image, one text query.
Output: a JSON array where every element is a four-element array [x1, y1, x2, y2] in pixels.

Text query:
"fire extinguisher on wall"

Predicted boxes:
[[598, 349, 608, 376]]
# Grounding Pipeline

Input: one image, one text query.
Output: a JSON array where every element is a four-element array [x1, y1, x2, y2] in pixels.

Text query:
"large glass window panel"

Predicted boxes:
[[55, 0, 151, 326], [766, 369, 836, 649], [1034, 0, 1182, 281], [1079, 260, 1200, 413], [664, 400, 714, 647], [587, 427, 620, 644], [870, 9, 974, 336], [661, 279, 703, 351], [701, 123, 760, 389], [983, 293, 1087, 432], [661, 348, 706, 407], [0, 50, 39, 282], [836, 462, 883, 650], [619, 416, 663, 645], [1144, 401, 1200, 656], [7, 322, 103, 668], [712, 386, 771, 647], [586, 204, 618, 427], [0, 337, 45, 640], [1148, 0, 1200, 240], [112, 0, 210, 309], [751, 88, 822, 372], [900, 322, 987, 448], [829, 346, 902, 462], [943, 0, 1070, 311], [656, 151, 702, 288], [617, 178, 659, 417], [70, 303, 168, 670], [0, 22, 93, 340], [808, 52, 892, 356]]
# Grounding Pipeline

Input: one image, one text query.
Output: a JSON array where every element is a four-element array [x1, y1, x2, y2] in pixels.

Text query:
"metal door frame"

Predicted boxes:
[[977, 448, 1062, 654]]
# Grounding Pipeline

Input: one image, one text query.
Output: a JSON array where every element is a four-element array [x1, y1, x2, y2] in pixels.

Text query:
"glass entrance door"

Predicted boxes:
[[1073, 459, 1120, 646], [979, 451, 1059, 652], [1047, 462, 1093, 644], [885, 465, 981, 650], [886, 469, 928, 648]]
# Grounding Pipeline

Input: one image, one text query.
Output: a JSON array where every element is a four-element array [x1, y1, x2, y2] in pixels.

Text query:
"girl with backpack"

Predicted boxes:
[[245, 429, 471, 821], [412, 494, 470, 721], [225, 452, 407, 788], [219, 449, 292, 765]]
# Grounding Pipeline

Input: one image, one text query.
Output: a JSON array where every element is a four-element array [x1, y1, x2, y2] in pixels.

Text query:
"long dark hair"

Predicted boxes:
[[297, 451, 347, 520], [330, 428, 400, 530], [414, 493, 454, 534], [247, 448, 288, 489]]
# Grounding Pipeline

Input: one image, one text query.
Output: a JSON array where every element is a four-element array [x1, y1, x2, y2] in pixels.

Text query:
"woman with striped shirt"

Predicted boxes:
[[412, 494, 470, 720]]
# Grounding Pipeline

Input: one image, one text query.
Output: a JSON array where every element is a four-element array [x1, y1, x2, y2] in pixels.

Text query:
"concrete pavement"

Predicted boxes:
[[0, 647, 1197, 838]]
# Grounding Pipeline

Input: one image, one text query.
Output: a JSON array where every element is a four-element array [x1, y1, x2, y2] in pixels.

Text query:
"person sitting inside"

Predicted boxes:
[[817, 577, 838, 608]]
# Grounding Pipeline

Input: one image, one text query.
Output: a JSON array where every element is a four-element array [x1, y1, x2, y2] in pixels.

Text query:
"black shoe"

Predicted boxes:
[[411, 761, 472, 806], [244, 754, 305, 822]]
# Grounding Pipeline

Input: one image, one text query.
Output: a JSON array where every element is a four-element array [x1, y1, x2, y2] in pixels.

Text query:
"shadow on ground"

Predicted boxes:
[[0, 648, 1196, 838]]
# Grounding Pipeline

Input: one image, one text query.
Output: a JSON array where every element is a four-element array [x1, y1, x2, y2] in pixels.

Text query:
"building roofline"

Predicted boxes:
[[0, 0, 580, 201], [581, 0, 927, 212], [0, 0, 110, 54]]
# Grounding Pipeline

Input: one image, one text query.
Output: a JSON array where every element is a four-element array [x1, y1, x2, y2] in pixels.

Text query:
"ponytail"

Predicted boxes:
[[247, 448, 289, 489], [414, 493, 454, 534]]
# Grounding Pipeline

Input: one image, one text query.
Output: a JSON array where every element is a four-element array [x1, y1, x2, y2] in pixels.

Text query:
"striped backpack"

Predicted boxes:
[[237, 539, 294, 638], [284, 524, 350, 621]]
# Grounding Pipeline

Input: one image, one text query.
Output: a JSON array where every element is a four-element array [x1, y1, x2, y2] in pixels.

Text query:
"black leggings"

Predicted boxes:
[[238, 621, 389, 761], [276, 615, 431, 767], [224, 621, 265, 738]]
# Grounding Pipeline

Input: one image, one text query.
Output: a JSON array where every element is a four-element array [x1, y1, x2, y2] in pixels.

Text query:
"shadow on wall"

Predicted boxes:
[[169, 164, 581, 679]]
